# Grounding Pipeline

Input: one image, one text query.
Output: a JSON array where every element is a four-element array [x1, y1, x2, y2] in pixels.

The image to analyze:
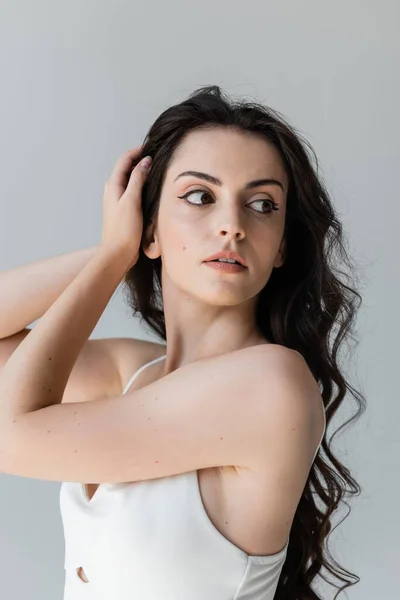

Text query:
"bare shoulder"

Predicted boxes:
[[206, 341, 323, 438], [258, 343, 322, 400], [109, 337, 167, 392], [0, 328, 165, 405], [61, 336, 165, 404], [251, 343, 325, 459]]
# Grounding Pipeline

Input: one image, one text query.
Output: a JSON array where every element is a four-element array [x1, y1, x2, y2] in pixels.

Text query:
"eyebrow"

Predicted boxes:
[[173, 170, 285, 193]]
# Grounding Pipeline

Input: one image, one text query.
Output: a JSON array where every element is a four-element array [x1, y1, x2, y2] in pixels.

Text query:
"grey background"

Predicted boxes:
[[0, 0, 398, 598]]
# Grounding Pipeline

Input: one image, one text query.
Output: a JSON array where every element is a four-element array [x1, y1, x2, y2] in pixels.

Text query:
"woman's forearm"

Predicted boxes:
[[0, 246, 99, 339], [0, 245, 131, 425]]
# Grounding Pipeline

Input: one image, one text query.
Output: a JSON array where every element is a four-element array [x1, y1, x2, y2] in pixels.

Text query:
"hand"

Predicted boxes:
[[100, 146, 152, 268]]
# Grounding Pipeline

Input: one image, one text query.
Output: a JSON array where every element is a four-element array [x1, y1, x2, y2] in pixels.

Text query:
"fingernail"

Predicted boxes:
[[140, 156, 152, 170]]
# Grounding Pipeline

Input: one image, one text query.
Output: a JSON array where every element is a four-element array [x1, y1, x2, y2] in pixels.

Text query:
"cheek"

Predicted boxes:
[[160, 210, 202, 253]]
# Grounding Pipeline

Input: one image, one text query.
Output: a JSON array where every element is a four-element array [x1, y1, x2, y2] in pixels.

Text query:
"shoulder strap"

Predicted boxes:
[[122, 354, 166, 395]]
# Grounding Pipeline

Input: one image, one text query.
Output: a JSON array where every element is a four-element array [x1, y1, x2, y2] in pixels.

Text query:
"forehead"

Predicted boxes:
[[166, 127, 288, 192]]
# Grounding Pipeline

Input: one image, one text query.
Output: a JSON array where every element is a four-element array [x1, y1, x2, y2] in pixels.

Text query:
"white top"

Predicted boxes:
[[60, 353, 326, 599]]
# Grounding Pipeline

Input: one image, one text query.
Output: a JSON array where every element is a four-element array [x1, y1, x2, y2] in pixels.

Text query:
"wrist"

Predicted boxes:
[[97, 243, 136, 271]]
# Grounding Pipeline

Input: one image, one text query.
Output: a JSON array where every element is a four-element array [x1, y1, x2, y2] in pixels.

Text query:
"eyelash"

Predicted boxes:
[[177, 189, 279, 215]]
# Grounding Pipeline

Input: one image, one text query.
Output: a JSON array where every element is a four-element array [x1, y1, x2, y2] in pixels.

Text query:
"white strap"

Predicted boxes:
[[122, 354, 166, 395]]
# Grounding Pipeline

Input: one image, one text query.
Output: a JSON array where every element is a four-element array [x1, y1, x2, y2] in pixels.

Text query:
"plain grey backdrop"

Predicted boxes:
[[0, 1, 398, 598]]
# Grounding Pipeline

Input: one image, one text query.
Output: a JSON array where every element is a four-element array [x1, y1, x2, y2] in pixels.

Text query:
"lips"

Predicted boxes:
[[209, 259, 240, 264], [203, 251, 247, 266]]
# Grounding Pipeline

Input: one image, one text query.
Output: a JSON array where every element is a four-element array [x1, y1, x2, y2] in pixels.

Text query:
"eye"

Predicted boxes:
[[177, 189, 213, 206], [248, 198, 280, 215], [178, 189, 279, 215]]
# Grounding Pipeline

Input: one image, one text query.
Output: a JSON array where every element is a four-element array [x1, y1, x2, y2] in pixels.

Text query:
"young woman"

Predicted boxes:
[[0, 86, 364, 599]]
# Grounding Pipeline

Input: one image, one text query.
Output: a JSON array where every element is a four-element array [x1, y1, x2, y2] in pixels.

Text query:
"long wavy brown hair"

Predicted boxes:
[[122, 85, 366, 599]]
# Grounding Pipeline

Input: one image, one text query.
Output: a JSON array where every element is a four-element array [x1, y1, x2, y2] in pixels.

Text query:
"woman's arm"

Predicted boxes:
[[0, 245, 130, 426], [0, 147, 151, 426], [0, 246, 99, 339]]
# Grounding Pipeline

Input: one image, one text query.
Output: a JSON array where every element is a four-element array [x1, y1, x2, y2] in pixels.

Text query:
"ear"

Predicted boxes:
[[142, 219, 161, 260], [274, 236, 286, 268]]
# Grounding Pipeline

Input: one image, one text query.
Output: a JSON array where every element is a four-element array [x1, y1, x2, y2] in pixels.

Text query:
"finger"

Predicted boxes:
[[123, 156, 152, 197], [106, 146, 144, 198]]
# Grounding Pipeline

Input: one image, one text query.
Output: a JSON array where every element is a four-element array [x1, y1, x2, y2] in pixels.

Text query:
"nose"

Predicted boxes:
[[217, 208, 246, 242]]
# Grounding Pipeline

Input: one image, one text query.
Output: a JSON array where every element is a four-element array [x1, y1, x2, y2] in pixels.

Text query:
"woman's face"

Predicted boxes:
[[144, 127, 288, 306]]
